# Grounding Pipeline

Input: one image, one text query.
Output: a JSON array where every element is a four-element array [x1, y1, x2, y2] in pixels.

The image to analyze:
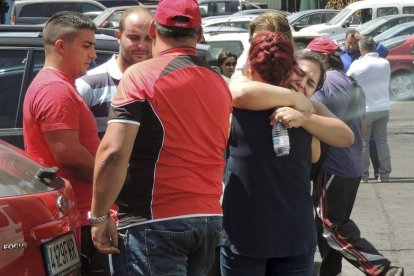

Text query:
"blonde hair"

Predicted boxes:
[[249, 12, 293, 44]]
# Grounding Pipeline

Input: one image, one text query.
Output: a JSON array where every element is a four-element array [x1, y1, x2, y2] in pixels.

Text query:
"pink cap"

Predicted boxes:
[[155, 0, 202, 29], [307, 36, 340, 55]]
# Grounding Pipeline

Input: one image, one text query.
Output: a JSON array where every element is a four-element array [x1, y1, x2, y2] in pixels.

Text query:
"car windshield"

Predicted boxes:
[[328, 8, 353, 25], [357, 17, 388, 34], [93, 8, 112, 25], [0, 141, 60, 197]]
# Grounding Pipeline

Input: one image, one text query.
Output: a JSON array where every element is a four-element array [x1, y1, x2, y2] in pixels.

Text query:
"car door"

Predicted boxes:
[[0, 49, 30, 148]]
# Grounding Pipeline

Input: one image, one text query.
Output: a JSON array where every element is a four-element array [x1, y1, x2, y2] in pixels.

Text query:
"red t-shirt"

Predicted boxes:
[[110, 48, 232, 226], [23, 68, 100, 225]]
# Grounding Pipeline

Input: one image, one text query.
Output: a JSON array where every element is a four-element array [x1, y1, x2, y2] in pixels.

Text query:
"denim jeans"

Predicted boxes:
[[110, 216, 222, 276], [220, 246, 314, 276]]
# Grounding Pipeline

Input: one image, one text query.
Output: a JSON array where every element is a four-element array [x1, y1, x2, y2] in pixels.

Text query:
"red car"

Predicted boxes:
[[384, 34, 414, 100], [0, 140, 81, 275]]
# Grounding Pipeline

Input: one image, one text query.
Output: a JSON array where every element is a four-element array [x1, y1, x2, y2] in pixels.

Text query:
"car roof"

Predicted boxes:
[[202, 14, 258, 24], [233, 8, 290, 17], [0, 25, 118, 51], [287, 9, 338, 22]]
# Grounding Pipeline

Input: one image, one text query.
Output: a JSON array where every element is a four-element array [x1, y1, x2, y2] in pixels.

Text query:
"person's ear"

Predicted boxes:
[[55, 39, 65, 54], [197, 27, 204, 43], [149, 20, 156, 40], [115, 28, 122, 41]]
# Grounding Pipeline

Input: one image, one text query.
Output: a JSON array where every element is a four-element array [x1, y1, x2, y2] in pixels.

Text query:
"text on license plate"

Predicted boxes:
[[43, 232, 81, 276]]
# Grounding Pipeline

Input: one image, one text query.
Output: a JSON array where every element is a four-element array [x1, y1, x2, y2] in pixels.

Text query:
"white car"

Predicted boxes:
[[202, 14, 258, 30], [203, 30, 250, 72], [203, 30, 317, 73]]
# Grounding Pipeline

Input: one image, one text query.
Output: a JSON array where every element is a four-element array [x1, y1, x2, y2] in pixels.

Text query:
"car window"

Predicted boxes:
[[323, 12, 336, 22], [82, 3, 103, 12], [199, 1, 240, 17], [403, 7, 414, 14], [107, 11, 124, 28], [0, 142, 62, 196], [48, 3, 80, 15], [0, 50, 27, 128], [206, 40, 244, 66], [397, 26, 414, 36], [377, 7, 398, 17], [19, 3, 43, 17], [297, 15, 310, 25], [229, 21, 249, 30], [307, 14, 322, 25]]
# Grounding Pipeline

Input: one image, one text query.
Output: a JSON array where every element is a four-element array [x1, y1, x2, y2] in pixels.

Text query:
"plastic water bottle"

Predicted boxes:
[[271, 110, 290, 157]]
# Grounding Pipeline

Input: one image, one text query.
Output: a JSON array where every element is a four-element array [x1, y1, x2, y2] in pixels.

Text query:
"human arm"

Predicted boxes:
[[91, 122, 139, 254], [229, 75, 314, 113], [44, 129, 95, 182], [271, 104, 354, 147]]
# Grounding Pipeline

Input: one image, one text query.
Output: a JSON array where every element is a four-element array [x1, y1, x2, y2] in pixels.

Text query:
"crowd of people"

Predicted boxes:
[[21, 0, 403, 275]]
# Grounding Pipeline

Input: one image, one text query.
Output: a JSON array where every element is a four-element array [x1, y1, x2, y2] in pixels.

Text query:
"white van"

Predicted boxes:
[[298, 0, 414, 37]]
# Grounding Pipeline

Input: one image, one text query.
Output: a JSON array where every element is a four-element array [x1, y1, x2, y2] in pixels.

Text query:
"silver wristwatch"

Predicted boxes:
[[87, 211, 110, 225]]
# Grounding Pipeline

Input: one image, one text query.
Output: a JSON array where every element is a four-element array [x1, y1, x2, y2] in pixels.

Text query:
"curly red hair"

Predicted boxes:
[[248, 31, 295, 86]]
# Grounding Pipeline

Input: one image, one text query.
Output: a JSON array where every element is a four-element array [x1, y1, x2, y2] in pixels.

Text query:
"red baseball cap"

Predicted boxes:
[[307, 36, 341, 55], [154, 0, 202, 29]]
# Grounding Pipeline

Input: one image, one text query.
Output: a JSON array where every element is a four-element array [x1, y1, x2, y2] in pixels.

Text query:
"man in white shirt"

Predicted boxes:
[[76, 7, 153, 137], [347, 36, 391, 183]]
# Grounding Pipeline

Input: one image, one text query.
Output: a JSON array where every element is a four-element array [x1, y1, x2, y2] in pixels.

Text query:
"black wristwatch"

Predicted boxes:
[[87, 211, 110, 225]]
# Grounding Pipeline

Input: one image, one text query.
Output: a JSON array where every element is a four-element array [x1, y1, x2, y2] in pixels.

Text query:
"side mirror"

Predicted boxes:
[[342, 21, 350, 28]]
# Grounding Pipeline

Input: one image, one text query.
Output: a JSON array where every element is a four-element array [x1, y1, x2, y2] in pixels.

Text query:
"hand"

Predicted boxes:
[[270, 107, 306, 128], [292, 92, 314, 114], [91, 218, 120, 254]]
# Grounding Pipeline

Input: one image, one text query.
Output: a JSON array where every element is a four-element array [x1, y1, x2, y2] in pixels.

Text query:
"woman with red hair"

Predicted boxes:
[[221, 31, 327, 275]]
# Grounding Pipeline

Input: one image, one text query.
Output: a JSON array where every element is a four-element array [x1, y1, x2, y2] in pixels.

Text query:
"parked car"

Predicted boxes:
[[232, 8, 290, 17], [288, 9, 338, 31], [202, 14, 258, 30], [11, 0, 107, 25], [94, 4, 157, 28], [0, 139, 81, 276], [358, 14, 414, 38], [330, 14, 414, 44], [298, 0, 414, 37], [203, 29, 317, 70], [382, 35, 414, 100], [0, 25, 119, 149], [198, 0, 260, 18], [374, 21, 414, 43], [95, 0, 140, 7]]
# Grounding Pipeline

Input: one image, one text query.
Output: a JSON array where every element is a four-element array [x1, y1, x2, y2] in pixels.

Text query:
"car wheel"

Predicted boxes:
[[390, 72, 414, 101]]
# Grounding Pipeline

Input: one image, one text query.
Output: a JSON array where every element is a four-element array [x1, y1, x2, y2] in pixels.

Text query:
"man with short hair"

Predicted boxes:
[[347, 36, 392, 183], [22, 11, 109, 275], [341, 28, 388, 72], [76, 7, 153, 137], [89, 0, 232, 275]]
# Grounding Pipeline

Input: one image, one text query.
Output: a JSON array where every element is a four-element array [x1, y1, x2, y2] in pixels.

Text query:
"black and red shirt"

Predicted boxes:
[[109, 47, 232, 228]]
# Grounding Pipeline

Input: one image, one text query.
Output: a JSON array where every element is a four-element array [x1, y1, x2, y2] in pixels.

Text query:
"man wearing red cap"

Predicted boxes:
[[89, 0, 232, 275]]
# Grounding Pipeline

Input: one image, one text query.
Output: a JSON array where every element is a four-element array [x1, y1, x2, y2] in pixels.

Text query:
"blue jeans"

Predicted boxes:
[[220, 246, 314, 276], [110, 216, 222, 276]]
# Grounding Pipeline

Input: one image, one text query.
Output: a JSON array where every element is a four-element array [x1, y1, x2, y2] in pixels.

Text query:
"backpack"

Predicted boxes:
[[310, 76, 366, 181]]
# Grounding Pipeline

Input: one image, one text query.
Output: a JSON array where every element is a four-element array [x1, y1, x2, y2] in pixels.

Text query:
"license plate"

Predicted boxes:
[[43, 232, 81, 276]]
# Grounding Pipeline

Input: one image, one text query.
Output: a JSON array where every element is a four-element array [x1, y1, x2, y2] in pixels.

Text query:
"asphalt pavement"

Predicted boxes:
[[313, 101, 414, 275]]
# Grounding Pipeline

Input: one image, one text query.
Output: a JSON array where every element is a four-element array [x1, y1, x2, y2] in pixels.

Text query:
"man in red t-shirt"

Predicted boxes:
[[22, 11, 108, 275], [89, 0, 232, 274]]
